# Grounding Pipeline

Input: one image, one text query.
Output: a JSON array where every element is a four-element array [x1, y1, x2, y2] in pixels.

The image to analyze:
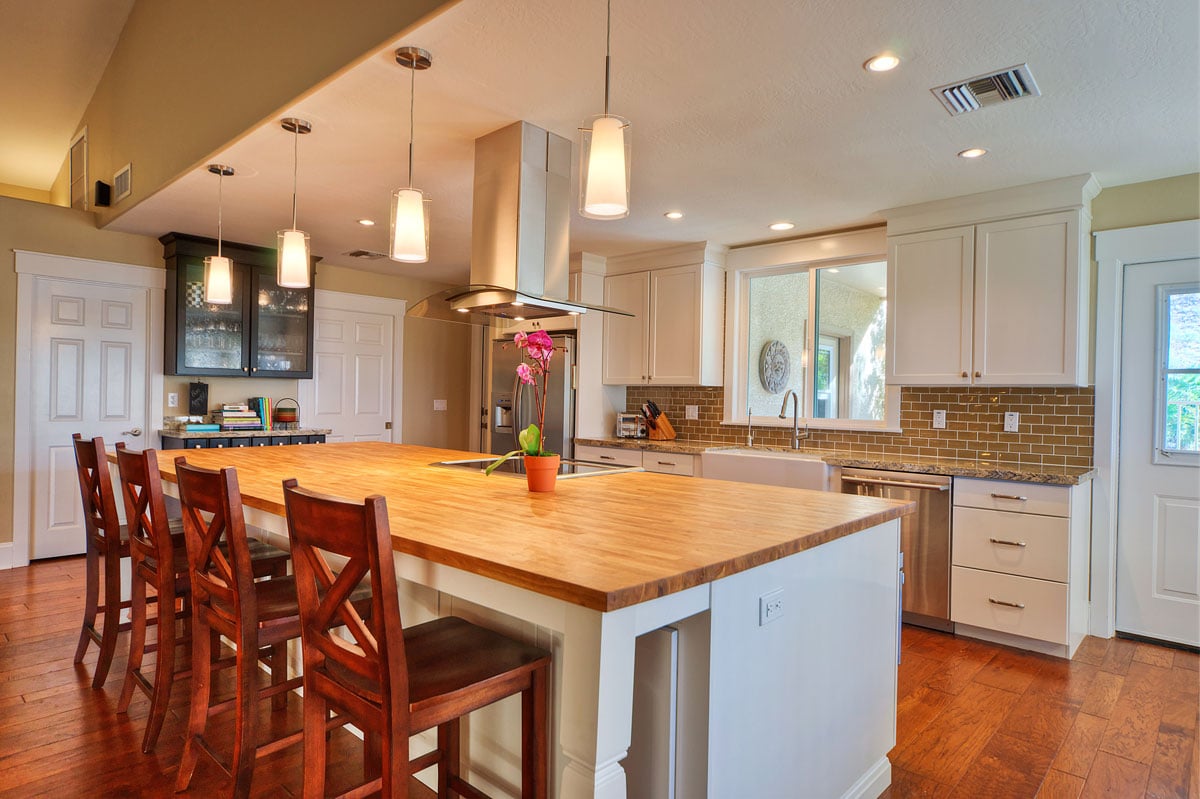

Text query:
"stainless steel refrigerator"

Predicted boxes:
[[489, 333, 575, 459]]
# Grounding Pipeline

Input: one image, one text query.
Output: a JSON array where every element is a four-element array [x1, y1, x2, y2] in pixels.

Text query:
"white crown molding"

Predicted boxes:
[[604, 241, 728, 275], [727, 227, 886, 272], [14, 249, 165, 288]]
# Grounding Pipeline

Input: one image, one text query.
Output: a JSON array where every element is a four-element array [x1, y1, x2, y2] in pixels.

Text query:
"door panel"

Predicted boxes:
[[305, 304, 394, 443], [1116, 258, 1200, 646], [32, 278, 149, 559]]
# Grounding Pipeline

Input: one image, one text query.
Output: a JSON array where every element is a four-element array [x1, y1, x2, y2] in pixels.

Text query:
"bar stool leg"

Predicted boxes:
[[522, 664, 549, 799], [141, 591, 178, 753], [175, 613, 212, 793], [92, 545, 123, 689], [116, 565, 148, 714], [73, 545, 100, 665], [304, 691, 330, 799], [230, 628, 261, 799]]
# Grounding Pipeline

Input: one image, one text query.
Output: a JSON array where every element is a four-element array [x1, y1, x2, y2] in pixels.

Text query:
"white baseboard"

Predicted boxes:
[[0, 542, 12, 570], [842, 755, 892, 799], [955, 622, 1072, 659]]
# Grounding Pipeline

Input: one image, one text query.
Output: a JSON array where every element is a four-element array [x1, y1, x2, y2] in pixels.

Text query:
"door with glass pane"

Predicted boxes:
[[1116, 258, 1200, 646]]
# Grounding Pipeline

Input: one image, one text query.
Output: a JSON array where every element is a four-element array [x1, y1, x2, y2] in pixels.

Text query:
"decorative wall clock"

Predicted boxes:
[[759, 340, 790, 393]]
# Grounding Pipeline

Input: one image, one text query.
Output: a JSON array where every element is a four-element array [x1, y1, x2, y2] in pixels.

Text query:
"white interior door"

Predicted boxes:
[[301, 291, 403, 443], [1116, 258, 1200, 646], [30, 277, 150, 559]]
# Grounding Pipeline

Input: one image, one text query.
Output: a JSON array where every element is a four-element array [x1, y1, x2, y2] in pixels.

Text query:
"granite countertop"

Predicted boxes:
[[575, 436, 1095, 486], [161, 427, 332, 439]]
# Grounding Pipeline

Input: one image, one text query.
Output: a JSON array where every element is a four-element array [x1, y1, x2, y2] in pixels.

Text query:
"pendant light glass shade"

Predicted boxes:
[[276, 229, 310, 288], [579, 113, 631, 219], [390, 187, 430, 262], [203, 255, 233, 304]]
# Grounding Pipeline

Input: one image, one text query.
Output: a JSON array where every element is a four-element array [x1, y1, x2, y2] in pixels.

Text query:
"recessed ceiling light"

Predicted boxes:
[[455, 308, 469, 314], [513, 316, 525, 322], [827, 268, 840, 273], [357, 218, 376, 226], [958, 147, 988, 159], [664, 210, 684, 220], [864, 54, 900, 73], [769, 221, 795, 231]]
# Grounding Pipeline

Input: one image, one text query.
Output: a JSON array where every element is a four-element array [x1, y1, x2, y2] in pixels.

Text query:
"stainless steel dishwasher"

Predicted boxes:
[[841, 468, 953, 632]]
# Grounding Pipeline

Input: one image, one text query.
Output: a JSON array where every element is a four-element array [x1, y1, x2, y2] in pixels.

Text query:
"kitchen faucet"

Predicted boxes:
[[746, 406, 753, 447], [778, 389, 809, 449]]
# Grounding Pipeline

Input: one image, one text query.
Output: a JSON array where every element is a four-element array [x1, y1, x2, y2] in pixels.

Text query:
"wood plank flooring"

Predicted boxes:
[[0, 557, 435, 798], [1, 557, 1195, 797], [884, 625, 1200, 799]]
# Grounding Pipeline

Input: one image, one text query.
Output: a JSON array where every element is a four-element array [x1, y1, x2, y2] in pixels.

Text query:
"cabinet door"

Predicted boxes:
[[603, 271, 650, 385], [886, 227, 974, 385], [250, 266, 314, 378], [973, 211, 1082, 385], [648, 264, 703, 385], [169, 255, 250, 376]]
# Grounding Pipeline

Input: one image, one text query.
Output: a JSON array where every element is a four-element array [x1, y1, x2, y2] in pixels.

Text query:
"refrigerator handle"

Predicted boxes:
[[512, 373, 522, 435]]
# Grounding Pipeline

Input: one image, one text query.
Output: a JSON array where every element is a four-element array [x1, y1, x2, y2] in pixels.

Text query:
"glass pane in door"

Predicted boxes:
[[255, 270, 309, 374], [1160, 286, 1200, 455], [182, 259, 245, 370]]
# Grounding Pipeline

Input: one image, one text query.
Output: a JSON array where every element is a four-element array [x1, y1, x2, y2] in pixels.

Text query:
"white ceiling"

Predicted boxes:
[[0, 0, 134, 189], [108, 0, 1200, 282]]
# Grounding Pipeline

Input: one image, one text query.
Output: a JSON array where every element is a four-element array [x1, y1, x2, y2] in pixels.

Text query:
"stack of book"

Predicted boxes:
[[248, 397, 273, 431], [212, 404, 263, 432]]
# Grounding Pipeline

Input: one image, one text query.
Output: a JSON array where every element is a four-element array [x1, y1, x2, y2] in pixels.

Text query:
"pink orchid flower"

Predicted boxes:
[[516, 362, 535, 384]]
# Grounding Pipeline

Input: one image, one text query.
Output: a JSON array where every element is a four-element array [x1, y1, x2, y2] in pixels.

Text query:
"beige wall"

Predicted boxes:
[[75, 0, 456, 228], [0, 183, 51, 204], [1092, 173, 1199, 231]]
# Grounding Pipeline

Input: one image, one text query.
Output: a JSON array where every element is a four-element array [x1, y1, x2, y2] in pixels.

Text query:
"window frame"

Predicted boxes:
[[721, 227, 899, 431], [1154, 281, 1200, 466], [69, 127, 88, 211]]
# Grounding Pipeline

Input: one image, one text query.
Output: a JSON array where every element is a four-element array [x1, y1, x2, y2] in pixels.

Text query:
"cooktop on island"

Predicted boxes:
[[432, 457, 643, 479]]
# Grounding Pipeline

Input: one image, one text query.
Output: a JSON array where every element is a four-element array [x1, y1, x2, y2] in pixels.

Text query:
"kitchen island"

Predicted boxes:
[[151, 442, 913, 798]]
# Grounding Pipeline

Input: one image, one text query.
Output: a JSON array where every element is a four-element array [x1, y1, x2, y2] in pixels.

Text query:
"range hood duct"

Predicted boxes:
[[408, 121, 631, 324]]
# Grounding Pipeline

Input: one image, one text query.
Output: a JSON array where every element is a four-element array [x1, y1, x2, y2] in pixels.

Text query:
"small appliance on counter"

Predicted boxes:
[[616, 412, 647, 438]]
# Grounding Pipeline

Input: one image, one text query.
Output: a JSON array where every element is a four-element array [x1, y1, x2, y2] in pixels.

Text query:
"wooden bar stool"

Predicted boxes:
[[282, 478, 551, 799], [113, 444, 290, 753], [173, 459, 307, 799]]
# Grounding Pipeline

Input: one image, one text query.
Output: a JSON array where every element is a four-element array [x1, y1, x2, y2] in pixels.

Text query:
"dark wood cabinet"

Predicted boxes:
[[160, 433, 326, 449], [162, 233, 318, 378]]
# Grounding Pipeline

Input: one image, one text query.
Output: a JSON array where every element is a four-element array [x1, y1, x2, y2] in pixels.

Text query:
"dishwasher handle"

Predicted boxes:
[[841, 475, 951, 492]]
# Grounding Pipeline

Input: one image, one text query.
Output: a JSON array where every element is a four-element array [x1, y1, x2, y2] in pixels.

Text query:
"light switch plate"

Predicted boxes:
[[167, 392, 179, 408], [685, 404, 699, 420], [433, 399, 447, 411], [932, 409, 946, 429], [1004, 411, 1019, 432]]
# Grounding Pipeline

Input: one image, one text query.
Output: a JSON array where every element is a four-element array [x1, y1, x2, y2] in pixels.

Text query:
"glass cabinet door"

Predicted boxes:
[[252, 267, 310, 376], [180, 258, 248, 373]]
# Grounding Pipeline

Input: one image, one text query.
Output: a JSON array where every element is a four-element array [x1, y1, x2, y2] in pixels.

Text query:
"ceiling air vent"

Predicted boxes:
[[932, 63, 1040, 116], [343, 249, 387, 260], [112, 163, 132, 203]]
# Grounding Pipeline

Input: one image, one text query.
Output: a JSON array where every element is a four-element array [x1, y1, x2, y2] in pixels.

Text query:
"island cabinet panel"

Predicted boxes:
[[885, 210, 1089, 387], [162, 232, 317, 379], [576, 443, 699, 477], [950, 477, 1091, 658]]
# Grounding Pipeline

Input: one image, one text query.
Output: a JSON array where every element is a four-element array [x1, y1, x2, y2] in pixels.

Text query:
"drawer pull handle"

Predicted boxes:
[[599, 455, 616, 460], [989, 538, 1027, 547], [657, 460, 675, 466], [990, 493, 1028, 501], [988, 598, 1025, 609]]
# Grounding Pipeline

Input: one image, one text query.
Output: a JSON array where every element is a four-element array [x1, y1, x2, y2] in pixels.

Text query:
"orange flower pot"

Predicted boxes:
[[524, 454, 560, 493]]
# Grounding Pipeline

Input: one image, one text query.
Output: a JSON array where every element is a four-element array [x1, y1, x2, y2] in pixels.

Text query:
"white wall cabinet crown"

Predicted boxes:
[[602, 243, 725, 386], [883, 175, 1099, 387]]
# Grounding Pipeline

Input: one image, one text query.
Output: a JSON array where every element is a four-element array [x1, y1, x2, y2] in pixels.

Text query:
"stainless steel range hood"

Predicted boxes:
[[408, 121, 632, 324]]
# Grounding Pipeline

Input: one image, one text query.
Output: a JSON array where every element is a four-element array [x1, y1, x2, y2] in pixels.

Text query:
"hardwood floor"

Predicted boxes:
[[0, 557, 435, 798], [883, 624, 1200, 799], [1, 557, 1195, 797]]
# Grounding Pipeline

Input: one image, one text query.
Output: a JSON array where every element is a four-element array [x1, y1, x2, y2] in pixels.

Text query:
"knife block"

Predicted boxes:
[[648, 412, 677, 441]]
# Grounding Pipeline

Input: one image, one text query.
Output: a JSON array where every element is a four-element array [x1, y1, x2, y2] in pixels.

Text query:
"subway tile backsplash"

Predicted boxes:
[[626, 385, 1095, 468]]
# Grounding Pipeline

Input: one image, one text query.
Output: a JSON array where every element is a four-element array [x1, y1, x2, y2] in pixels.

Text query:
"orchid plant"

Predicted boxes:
[[486, 330, 558, 474]]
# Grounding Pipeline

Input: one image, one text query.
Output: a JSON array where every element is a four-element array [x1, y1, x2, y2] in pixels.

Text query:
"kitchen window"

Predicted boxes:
[[723, 228, 898, 430]]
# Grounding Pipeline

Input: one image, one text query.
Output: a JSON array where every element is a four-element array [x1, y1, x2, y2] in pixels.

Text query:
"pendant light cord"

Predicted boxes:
[[216, 170, 224, 257], [408, 60, 416, 188], [291, 126, 299, 230], [603, 0, 611, 116]]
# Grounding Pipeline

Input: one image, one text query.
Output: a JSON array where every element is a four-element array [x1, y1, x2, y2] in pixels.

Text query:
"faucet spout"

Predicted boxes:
[[777, 389, 808, 449]]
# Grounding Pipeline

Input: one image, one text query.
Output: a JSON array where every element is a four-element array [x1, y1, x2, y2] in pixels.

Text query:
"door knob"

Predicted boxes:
[[122, 427, 143, 437]]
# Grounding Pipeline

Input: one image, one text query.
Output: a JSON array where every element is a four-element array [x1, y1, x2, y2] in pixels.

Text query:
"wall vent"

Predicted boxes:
[[113, 164, 132, 203], [932, 63, 1040, 116], [343, 249, 387, 260]]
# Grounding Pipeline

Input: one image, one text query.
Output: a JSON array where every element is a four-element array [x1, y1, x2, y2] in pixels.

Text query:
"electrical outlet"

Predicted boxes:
[[932, 409, 947, 429], [1004, 411, 1020, 432], [685, 404, 699, 420], [167, 392, 179, 408], [759, 589, 784, 626], [433, 399, 447, 411]]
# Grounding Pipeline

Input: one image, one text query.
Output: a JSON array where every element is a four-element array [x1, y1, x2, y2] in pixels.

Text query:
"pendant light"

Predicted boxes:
[[578, 0, 631, 220], [277, 117, 312, 288], [203, 164, 235, 305], [390, 46, 432, 263]]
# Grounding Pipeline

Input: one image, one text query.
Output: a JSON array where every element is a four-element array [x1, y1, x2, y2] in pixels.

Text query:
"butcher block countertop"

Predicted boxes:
[[149, 442, 913, 612]]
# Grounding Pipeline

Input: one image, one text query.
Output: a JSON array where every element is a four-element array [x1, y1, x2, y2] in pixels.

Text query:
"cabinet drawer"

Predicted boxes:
[[951, 566, 1068, 644], [642, 453, 695, 477], [952, 507, 1069, 582], [953, 477, 1070, 517], [576, 445, 642, 468]]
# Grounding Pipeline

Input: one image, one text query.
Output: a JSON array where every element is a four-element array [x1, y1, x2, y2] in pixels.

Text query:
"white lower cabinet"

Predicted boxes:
[[575, 443, 699, 477], [950, 477, 1091, 658]]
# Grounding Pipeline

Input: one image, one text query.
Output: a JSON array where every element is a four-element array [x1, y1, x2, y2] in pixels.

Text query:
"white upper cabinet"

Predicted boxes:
[[883, 176, 1098, 387], [602, 243, 726, 386]]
